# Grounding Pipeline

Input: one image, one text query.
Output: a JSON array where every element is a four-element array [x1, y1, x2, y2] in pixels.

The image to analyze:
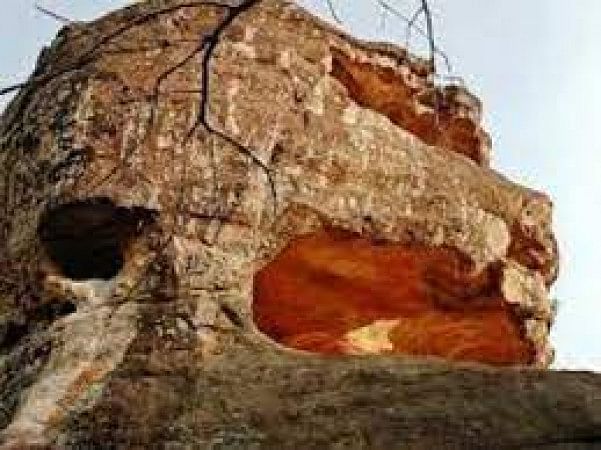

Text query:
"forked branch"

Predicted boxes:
[[375, 0, 450, 74], [2, 1, 276, 216], [322, 0, 451, 75]]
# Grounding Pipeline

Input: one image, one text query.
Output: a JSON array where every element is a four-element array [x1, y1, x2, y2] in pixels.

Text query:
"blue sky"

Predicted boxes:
[[1, 0, 600, 371]]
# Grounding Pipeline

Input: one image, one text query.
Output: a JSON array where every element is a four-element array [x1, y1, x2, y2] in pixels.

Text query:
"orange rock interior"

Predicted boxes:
[[253, 230, 534, 365], [330, 48, 488, 165]]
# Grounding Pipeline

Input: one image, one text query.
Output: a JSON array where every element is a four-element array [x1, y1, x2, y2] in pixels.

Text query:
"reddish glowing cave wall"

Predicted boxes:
[[253, 230, 534, 365], [330, 48, 490, 165]]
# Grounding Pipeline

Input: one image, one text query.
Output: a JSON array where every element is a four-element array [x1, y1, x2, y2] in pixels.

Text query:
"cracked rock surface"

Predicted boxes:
[[0, 0, 599, 448]]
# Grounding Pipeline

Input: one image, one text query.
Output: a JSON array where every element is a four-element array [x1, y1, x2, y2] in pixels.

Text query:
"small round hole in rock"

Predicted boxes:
[[38, 198, 155, 281]]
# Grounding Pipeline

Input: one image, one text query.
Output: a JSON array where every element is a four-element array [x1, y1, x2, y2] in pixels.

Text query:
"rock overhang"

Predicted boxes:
[[0, 0, 557, 366], [0, 0, 570, 446]]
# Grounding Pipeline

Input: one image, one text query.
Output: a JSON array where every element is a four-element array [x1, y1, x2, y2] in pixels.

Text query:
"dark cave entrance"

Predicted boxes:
[[38, 198, 156, 281]]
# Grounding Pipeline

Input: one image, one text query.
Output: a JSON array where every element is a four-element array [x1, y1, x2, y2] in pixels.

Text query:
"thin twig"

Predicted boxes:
[[325, 0, 342, 24], [0, 2, 230, 99], [148, 40, 207, 127], [374, 0, 451, 73], [419, 0, 436, 73], [0, 82, 27, 97], [407, 5, 425, 31], [34, 4, 73, 24], [185, 0, 277, 215]]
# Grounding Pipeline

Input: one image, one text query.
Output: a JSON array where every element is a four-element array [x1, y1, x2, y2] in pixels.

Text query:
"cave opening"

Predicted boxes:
[[38, 198, 156, 281], [253, 229, 533, 365]]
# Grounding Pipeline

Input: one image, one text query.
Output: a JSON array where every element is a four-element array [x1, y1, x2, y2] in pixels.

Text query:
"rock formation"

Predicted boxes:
[[0, 0, 599, 448]]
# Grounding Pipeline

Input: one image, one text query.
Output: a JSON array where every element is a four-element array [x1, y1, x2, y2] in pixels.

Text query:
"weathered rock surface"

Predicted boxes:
[[0, 0, 598, 448]]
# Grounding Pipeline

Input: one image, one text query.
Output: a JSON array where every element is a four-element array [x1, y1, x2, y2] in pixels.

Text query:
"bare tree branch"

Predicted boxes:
[[419, 0, 436, 73], [0, 82, 27, 97], [1, 0, 278, 243], [0, 2, 227, 100], [406, 4, 425, 31], [325, 0, 343, 24], [184, 0, 277, 215], [148, 41, 207, 127], [374, 0, 451, 74], [34, 4, 73, 25]]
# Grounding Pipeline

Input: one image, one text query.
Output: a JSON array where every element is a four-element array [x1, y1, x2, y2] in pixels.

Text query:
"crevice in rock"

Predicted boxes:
[[0, 332, 52, 431], [253, 228, 534, 365], [38, 197, 156, 281], [329, 48, 490, 165], [0, 300, 76, 353], [508, 223, 558, 285]]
